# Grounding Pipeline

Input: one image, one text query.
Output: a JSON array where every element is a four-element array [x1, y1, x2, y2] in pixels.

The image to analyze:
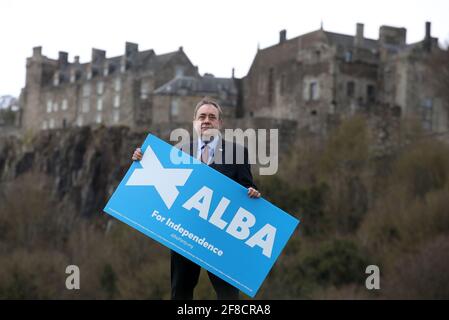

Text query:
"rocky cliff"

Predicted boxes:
[[0, 126, 149, 217]]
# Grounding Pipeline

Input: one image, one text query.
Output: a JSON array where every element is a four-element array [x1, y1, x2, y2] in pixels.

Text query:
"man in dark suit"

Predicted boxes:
[[132, 97, 261, 300]]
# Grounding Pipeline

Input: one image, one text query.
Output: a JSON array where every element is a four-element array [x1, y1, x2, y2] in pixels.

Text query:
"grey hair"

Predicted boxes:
[[193, 97, 223, 120]]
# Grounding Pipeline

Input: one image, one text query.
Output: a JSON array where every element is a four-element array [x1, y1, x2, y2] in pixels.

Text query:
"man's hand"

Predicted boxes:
[[132, 147, 143, 161], [248, 187, 261, 199]]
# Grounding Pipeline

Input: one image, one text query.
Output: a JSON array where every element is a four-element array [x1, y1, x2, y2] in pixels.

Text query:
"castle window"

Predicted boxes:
[[53, 72, 59, 86], [97, 97, 103, 111], [53, 102, 59, 112], [345, 50, 353, 62], [141, 82, 149, 99], [82, 84, 91, 97], [113, 94, 120, 108], [170, 99, 180, 117], [113, 110, 120, 123], [309, 81, 319, 101], [42, 120, 48, 130], [47, 100, 52, 113], [82, 98, 90, 113], [49, 118, 55, 129], [96, 113, 102, 124], [175, 66, 184, 77], [114, 78, 121, 91], [367, 85, 376, 103], [77, 115, 83, 127], [103, 63, 109, 76], [422, 98, 433, 130], [70, 71, 76, 83], [97, 81, 104, 95], [347, 81, 355, 97], [423, 98, 433, 109], [62, 99, 68, 110], [62, 118, 67, 128]]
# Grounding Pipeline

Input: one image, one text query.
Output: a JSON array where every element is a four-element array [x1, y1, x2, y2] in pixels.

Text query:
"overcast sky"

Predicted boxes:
[[1, 0, 448, 97]]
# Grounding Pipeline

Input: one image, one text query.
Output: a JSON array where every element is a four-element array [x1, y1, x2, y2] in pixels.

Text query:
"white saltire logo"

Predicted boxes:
[[126, 145, 192, 209]]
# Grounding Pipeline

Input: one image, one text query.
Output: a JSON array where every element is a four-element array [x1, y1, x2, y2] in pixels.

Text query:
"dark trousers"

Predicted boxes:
[[170, 250, 239, 300]]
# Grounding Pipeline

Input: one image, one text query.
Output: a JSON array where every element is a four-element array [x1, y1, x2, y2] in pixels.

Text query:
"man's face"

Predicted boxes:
[[193, 104, 222, 139]]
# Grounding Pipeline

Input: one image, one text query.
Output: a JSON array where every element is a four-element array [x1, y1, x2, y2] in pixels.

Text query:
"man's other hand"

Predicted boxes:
[[248, 187, 261, 199], [132, 147, 143, 161]]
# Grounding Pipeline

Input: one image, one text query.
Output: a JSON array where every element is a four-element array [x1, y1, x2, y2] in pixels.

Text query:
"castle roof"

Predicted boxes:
[[154, 75, 238, 97], [53, 48, 187, 83]]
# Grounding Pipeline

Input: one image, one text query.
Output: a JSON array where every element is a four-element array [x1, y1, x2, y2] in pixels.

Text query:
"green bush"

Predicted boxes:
[[300, 239, 369, 287]]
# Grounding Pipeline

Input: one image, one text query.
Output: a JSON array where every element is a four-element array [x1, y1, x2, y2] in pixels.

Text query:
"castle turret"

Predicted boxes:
[[22, 46, 57, 132]]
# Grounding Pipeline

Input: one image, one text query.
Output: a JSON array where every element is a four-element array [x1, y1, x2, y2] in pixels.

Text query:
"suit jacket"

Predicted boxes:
[[181, 138, 257, 190]]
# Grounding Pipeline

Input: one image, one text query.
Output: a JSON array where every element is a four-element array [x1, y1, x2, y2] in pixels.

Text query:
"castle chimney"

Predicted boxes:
[[232, 67, 235, 78], [32, 46, 42, 57], [424, 21, 432, 52], [122, 42, 139, 72], [179, 46, 183, 52], [74, 55, 80, 64], [279, 29, 287, 44], [355, 23, 364, 47], [92, 48, 106, 65], [425, 21, 431, 39], [125, 42, 139, 57], [58, 51, 68, 66], [379, 25, 406, 47]]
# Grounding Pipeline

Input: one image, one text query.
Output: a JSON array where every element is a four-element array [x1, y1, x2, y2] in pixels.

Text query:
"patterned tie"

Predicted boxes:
[[201, 143, 209, 164]]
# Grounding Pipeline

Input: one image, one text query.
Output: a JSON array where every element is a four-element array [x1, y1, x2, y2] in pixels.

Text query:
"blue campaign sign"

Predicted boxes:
[[103, 134, 299, 297]]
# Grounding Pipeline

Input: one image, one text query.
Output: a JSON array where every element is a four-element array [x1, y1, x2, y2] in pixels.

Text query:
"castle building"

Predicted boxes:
[[243, 22, 448, 134], [19, 22, 448, 137], [21, 43, 201, 132], [152, 72, 241, 124]]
